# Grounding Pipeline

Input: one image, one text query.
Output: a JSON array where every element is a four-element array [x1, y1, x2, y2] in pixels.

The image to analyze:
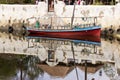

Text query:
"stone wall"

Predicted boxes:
[[0, 2, 120, 29], [0, 2, 47, 26], [55, 1, 120, 29]]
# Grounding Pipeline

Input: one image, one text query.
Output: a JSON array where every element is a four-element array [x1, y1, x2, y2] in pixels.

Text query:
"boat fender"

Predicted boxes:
[[117, 26, 120, 33], [117, 29, 120, 33], [8, 26, 14, 33], [108, 25, 114, 34], [109, 28, 114, 34]]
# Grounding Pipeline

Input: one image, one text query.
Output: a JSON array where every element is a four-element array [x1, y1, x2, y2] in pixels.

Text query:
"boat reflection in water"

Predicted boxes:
[[27, 36, 101, 65], [26, 36, 110, 80]]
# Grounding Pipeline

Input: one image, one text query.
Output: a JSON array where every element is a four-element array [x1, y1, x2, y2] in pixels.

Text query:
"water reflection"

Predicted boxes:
[[0, 34, 120, 80], [0, 54, 43, 80]]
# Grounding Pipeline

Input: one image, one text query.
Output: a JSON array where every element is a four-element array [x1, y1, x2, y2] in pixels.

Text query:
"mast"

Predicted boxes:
[[71, 42, 79, 80], [70, 3, 76, 29], [83, 42, 87, 80], [70, 3, 79, 80]]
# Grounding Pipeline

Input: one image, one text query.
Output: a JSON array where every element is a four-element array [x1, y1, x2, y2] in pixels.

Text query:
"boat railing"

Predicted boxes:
[[26, 16, 100, 30]]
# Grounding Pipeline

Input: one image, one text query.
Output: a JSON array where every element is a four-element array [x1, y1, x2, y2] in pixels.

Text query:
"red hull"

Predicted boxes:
[[28, 29, 100, 37], [27, 28, 101, 42]]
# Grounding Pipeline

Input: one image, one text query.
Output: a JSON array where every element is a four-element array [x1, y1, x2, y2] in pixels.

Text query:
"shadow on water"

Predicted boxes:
[[0, 54, 43, 80]]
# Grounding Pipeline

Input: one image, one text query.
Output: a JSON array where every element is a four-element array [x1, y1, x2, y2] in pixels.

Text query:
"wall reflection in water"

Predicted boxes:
[[0, 33, 120, 80]]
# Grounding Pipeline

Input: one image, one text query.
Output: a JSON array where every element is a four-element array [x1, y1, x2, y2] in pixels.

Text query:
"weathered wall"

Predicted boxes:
[[55, 2, 120, 29], [0, 2, 120, 29], [0, 2, 47, 26]]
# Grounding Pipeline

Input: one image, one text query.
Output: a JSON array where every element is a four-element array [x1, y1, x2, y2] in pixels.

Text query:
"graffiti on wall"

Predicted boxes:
[[81, 9, 90, 17], [111, 7, 115, 15], [99, 11, 104, 18]]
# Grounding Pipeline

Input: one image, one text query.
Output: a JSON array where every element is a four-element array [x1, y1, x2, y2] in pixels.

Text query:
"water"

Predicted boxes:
[[0, 32, 120, 80]]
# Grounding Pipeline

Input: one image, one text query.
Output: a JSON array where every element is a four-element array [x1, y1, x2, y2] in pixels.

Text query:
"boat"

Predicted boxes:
[[27, 34, 101, 43], [27, 24, 101, 39]]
